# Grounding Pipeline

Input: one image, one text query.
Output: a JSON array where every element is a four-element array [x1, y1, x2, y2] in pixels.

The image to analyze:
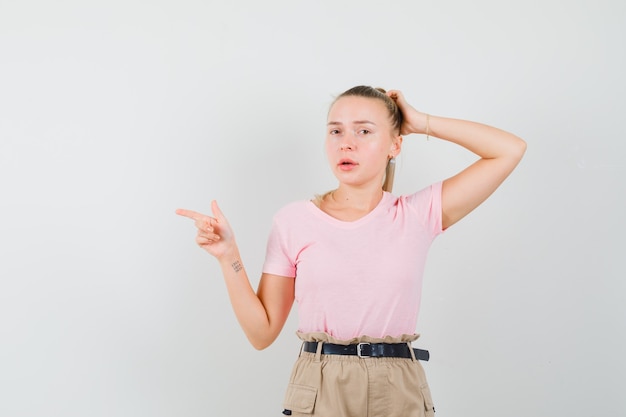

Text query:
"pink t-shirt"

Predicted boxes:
[[262, 182, 443, 340]]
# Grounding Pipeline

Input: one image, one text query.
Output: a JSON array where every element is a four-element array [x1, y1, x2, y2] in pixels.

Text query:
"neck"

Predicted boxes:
[[331, 185, 384, 212]]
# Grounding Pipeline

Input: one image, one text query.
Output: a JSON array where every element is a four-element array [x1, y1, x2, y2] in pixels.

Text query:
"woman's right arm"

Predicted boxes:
[[176, 201, 294, 350]]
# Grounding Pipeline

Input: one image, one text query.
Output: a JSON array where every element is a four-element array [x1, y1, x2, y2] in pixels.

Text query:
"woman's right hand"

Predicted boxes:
[[176, 200, 236, 260]]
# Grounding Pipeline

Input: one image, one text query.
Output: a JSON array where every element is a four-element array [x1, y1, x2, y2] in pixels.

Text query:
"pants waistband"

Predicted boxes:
[[302, 341, 429, 361]]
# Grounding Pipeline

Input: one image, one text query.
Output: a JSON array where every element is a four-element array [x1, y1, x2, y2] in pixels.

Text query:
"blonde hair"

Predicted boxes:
[[382, 157, 396, 193]]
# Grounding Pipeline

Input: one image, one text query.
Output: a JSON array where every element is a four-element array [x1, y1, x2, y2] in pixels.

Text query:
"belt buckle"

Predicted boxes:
[[356, 342, 371, 358]]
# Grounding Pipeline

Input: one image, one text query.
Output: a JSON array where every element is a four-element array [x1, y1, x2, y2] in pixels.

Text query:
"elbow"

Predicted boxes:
[[248, 334, 276, 351], [251, 341, 271, 351], [516, 136, 527, 156], [510, 135, 527, 162]]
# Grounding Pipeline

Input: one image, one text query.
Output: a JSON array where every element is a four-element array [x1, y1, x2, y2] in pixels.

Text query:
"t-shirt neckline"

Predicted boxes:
[[306, 192, 392, 228]]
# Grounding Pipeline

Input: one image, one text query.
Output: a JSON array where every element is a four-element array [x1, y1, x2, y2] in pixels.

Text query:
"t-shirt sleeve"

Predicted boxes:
[[406, 181, 444, 237], [262, 211, 297, 278]]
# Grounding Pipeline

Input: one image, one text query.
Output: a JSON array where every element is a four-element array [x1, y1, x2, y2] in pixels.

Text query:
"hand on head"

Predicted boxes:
[[386, 90, 427, 136]]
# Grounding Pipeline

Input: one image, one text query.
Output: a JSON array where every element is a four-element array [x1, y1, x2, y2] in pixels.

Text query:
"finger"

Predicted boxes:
[[176, 208, 217, 232], [200, 234, 220, 243], [211, 200, 228, 224], [386, 89, 401, 100], [196, 217, 215, 233], [196, 235, 215, 246], [198, 230, 221, 242], [198, 223, 220, 240], [175, 208, 203, 220]]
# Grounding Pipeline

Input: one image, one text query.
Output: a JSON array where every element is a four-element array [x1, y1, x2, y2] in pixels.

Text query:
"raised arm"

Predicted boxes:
[[176, 201, 294, 350], [388, 90, 527, 230]]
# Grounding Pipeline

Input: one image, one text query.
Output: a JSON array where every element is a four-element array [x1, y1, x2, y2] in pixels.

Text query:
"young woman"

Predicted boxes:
[[176, 86, 526, 417]]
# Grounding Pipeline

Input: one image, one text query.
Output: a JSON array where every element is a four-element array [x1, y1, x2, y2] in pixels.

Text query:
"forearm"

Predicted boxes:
[[217, 248, 273, 349], [422, 114, 526, 160], [435, 115, 525, 159]]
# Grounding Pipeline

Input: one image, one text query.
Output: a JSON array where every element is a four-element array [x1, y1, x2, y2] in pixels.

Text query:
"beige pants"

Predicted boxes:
[[282, 332, 435, 417]]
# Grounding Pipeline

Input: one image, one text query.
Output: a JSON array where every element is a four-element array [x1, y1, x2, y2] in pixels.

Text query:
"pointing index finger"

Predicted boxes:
[[175, 208, 202, 221]]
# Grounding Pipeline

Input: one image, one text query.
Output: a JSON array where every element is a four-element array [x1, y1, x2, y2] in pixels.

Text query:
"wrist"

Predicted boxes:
[[406, 112, 430, 136], [217, 245, 240, 266]]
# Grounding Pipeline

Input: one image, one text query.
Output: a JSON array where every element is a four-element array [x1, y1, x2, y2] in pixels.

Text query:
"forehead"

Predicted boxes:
[[328, 96, 389, 124]]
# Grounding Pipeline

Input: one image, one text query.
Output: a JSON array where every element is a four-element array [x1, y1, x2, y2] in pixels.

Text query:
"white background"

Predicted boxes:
[[1, 1, 625, 416]]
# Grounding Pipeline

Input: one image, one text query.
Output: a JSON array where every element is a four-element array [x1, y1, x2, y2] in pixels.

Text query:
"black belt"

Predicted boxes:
[[302, 341, 429, 361]]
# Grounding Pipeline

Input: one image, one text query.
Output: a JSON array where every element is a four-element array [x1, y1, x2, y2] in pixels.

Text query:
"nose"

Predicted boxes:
[[340, 133, 356, 151]]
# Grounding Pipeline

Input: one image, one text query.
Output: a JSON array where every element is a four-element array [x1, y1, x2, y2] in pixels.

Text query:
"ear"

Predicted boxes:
[[389, 135, 403, 158]]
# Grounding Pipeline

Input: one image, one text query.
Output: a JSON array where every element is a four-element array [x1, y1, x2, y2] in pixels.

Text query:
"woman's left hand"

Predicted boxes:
[[386, 90, 428, 137]]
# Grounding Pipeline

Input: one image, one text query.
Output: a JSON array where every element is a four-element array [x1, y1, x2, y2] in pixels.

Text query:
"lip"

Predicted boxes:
[[338, 158, 358, 171]]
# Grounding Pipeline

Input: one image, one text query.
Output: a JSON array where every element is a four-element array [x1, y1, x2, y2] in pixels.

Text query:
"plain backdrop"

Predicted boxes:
[[1, 0, 625, 416]]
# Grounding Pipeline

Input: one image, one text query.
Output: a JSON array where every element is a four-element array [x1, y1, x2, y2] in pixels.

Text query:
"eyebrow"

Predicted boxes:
[[327, 120, 377, 126]]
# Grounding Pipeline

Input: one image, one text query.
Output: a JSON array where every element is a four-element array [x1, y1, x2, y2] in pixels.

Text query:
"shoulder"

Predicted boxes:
[[272, 199, 314, 223], [390, 182, 443, 227], [399, 181, 443, 206]]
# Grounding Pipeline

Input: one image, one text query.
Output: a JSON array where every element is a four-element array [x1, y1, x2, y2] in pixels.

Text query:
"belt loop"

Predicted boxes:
[[314, 341, 323, 362], [408, 342, 417, 362]]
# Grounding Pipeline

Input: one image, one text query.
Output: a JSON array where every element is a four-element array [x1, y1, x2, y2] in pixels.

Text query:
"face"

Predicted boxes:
[[326, 96, 401, 189]]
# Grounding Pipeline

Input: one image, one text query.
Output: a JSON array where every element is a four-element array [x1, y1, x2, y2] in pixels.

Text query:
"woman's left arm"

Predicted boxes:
[[388, 90, 527, 230]]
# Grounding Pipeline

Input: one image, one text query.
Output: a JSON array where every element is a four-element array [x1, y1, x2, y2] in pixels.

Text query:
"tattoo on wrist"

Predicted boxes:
[[231, 260, 243, 273]]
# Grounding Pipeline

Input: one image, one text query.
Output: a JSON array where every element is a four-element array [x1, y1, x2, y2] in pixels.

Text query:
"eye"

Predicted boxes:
[[358, 129, 370, 135], [329, 129, 340, 135]]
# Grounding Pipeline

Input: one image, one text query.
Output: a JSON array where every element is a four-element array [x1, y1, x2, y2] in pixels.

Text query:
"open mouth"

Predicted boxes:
[[338, 159, 357, 170]]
